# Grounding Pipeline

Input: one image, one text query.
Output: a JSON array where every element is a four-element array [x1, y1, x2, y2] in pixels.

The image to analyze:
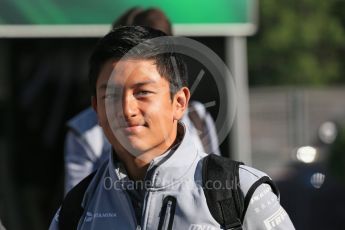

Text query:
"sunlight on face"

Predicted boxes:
[[95, 59, 184, 157]]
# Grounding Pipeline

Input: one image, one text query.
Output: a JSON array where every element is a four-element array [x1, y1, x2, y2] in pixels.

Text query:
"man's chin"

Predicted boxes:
[[120, 141, 149, 157]]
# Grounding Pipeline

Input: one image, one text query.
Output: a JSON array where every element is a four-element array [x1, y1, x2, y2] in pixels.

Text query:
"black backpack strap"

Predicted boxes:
[[59, 171, 96, 230], [202, 154, 244, 230]]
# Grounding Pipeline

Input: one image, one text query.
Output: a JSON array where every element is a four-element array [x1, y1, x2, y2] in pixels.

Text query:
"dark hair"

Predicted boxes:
[[132, 8, 172, 35], [88, 26, 187, 98], [112, 7, 172, 36]]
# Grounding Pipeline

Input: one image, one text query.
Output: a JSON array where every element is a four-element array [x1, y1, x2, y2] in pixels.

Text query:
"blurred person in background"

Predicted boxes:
[[64, 7, 220, 194], [0, 219, 5, 230]]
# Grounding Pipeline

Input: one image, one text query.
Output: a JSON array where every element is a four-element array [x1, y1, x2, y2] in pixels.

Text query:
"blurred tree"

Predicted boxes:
[[248, 0, 345, 85], [329, 123, 345, 182]]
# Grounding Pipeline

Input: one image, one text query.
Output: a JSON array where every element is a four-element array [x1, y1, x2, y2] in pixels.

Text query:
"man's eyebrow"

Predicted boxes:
[[98, 80, 157, 91], [132, 80, 157, 87]]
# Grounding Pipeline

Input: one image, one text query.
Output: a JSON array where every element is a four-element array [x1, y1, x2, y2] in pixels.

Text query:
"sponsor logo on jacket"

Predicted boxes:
[[84, 212, 117, 223], [263, 207, 287, 230]]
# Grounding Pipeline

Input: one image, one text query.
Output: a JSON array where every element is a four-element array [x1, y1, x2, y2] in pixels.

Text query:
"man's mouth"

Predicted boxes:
[[116, 123, 147, 133]]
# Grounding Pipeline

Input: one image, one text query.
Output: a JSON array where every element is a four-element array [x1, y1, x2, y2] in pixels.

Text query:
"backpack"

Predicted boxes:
[[202, 154, 279, 230], [58, 154, 279, 230]]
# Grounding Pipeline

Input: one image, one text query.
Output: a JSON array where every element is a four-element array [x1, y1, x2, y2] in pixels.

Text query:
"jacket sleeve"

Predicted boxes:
[[202, 111, 220, 155], [239, 165, 295, 230], [242, 183, 295, 230], [48, 207, 61, 230], [185, 101, 220, 155], [64, 131, 96, 195]]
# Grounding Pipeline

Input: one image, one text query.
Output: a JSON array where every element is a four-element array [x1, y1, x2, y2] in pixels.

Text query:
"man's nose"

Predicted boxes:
[[122, 94, 138, 119]]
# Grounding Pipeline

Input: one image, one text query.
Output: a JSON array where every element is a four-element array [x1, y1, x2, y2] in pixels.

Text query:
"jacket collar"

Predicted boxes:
[[108, 122, 200, 190]]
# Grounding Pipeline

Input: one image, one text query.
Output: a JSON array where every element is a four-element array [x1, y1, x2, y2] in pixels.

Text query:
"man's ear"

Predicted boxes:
[[92, 96, 102, 126], [91, 96, 98, 113], [173, 87, 190, 120]]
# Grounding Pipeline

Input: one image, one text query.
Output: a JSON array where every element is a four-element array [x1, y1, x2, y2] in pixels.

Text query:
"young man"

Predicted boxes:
[[50, 26, 295, 229]]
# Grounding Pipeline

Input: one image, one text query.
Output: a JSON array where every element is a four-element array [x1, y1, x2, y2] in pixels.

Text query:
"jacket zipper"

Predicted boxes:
[[158, 196, 177, 230], [139, 189, 149, 229], [140, 163, 159, 229], [161, 200, 173, 230]]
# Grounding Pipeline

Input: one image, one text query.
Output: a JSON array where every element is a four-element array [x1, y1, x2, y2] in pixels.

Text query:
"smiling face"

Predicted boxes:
[[93, 59, 190, 158]]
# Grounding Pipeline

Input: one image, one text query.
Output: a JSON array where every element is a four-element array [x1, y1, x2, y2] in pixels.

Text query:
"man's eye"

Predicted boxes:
[[135, 91, 152, 97]]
